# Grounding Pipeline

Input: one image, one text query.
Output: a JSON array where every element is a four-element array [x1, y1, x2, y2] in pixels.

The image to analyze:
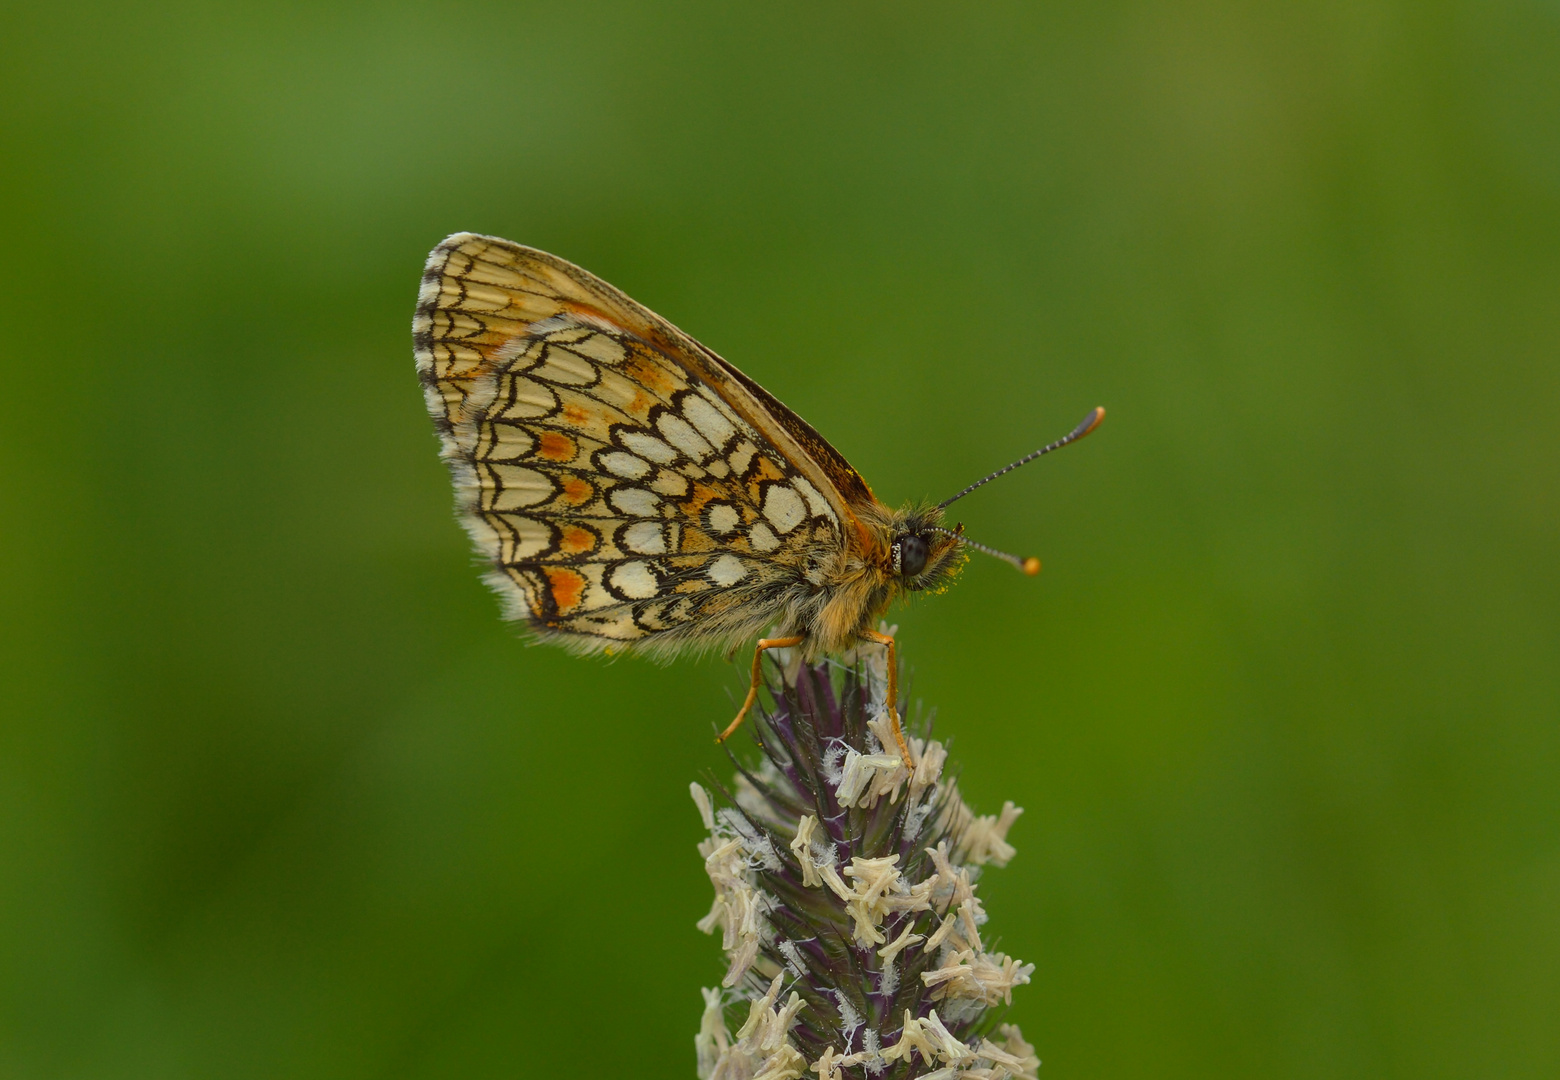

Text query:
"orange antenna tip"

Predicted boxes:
[[1081, 406, 1105, 437], [929, 526, 1036, 575]]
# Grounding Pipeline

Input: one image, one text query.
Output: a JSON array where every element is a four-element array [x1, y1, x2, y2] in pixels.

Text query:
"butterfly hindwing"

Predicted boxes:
[[415, 233, 853, 654]]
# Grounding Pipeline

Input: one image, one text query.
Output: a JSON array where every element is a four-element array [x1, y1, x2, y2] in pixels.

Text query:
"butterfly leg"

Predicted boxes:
[[717, 636, 806, 745], [859, 628, 913, 769]]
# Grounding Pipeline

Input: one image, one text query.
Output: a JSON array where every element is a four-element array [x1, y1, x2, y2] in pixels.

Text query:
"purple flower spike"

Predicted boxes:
[[692, 637, 1039, 1080]]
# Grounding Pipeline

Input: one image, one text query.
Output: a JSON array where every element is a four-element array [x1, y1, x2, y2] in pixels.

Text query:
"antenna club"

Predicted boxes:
[[1021, 557, 1041, 576], [1081, 406, 1106, 436]]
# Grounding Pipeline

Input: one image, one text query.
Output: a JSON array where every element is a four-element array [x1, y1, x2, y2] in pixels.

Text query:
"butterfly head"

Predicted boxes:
[[883, 505, 967, 592]]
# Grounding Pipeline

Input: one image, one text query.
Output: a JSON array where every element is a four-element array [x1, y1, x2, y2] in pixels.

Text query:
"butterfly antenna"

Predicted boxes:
[[927, 526, 1043, 577], [937, 407, 1105, 510]]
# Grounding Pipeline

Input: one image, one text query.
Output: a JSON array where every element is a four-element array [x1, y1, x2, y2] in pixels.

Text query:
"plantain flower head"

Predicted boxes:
[[692, 635, 1039, 1080]]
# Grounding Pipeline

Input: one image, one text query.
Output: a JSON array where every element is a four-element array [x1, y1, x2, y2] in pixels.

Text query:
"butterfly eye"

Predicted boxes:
[[895, 533, 929, 578]]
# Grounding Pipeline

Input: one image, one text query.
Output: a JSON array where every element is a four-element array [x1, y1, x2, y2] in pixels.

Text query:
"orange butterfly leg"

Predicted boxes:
[[860, 628, 913, 769], [717, 636, 807, 744]]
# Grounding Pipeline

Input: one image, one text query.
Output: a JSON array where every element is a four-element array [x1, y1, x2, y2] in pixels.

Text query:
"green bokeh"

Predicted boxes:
[[3, 2, 1557, 1076]]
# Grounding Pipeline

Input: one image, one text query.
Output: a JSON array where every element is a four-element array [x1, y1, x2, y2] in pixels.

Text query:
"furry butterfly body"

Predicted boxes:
[[415, 233, 964, 662]]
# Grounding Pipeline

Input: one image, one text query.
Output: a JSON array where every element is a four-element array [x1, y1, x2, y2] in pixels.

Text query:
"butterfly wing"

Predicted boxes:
[[414, 232, 877, 655]]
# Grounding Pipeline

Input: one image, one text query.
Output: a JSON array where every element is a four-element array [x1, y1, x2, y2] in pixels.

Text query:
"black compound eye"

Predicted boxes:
[[896, 533, 929, 577]]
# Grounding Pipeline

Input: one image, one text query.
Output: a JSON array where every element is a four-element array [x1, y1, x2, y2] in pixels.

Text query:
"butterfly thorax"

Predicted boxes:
[[791, 499, 966, 656]]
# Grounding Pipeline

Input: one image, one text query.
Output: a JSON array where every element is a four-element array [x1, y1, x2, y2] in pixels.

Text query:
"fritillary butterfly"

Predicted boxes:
[[414, 233, 1103, 761]]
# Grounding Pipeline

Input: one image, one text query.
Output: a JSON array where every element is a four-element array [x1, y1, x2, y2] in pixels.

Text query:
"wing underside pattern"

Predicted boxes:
[[414, 234, 846, 652]]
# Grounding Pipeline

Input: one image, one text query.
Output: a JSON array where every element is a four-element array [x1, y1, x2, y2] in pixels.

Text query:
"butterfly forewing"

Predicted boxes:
[[415, 233, 855, 654]]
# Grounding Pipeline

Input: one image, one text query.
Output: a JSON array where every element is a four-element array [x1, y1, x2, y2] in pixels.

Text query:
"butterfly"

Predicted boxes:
[[414, 233, 1103, 765]]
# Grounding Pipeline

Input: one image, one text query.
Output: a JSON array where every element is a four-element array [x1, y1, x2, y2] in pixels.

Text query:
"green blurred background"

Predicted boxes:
[[3, 2, 1557, 1076]]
